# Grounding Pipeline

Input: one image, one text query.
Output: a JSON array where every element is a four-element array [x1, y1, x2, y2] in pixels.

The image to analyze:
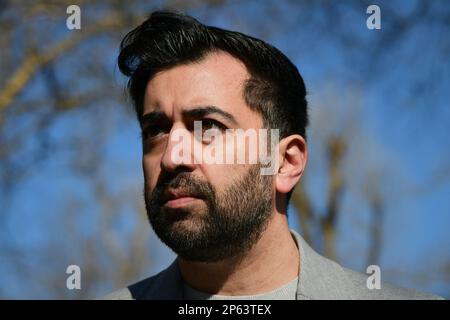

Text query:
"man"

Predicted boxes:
[[105, 11, 441, 300]]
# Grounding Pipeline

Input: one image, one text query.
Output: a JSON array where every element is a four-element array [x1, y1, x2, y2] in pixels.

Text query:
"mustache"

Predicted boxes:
[[146, 171, 215, 206]]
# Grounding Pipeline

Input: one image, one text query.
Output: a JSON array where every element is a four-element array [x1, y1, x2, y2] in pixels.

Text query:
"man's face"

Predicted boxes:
[[141, 52, 274, 262]]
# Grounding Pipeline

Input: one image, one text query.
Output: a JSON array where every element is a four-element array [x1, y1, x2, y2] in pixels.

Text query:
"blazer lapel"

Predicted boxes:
[[291, 229, 356, 300]]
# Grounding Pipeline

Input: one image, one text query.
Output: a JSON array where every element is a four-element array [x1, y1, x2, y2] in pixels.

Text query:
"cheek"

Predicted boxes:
[[201, 163, 248, 190]]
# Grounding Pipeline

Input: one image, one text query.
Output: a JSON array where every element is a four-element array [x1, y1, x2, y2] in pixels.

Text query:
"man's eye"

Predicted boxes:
[[202, 119, 226, 131], [141, 126, 166, 140]]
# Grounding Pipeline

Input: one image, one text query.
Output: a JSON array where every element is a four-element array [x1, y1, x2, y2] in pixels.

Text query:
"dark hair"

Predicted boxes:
[[118, 10, 308, 204]]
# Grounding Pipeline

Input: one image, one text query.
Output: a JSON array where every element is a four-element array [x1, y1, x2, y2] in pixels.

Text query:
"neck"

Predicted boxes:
[[178, 212, 299, 295]]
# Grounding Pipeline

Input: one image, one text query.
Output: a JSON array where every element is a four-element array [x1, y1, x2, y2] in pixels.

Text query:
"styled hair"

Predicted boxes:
[[118, 10, 308, 204]]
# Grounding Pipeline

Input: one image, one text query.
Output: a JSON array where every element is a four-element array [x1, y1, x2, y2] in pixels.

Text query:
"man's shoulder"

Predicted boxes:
[[100, 287, 133, 300], [100, 260, 183, 300], [340, 267, 443, 300], [100, 275, 158, 300], [291, 229, 443, 300]]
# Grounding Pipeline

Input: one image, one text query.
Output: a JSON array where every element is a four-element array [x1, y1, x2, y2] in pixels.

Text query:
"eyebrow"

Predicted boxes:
[[139, 111, 166, 127], [140, 106, 239, 127], [182, 106, 238, 126]]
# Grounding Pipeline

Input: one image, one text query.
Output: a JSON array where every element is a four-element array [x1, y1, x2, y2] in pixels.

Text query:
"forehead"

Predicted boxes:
[[143, 51, 262, 126]]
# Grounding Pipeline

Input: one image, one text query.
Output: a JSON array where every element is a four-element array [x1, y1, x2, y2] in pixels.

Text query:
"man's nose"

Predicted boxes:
[[160, 125, 197, 173]]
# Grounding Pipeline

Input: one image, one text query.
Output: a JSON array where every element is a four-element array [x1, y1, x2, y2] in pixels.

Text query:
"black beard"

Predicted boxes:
[[144, 165, 273, 262]]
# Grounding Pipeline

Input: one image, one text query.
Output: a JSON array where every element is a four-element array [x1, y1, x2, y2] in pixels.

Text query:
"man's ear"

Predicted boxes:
[[276, 135, 307, 194]]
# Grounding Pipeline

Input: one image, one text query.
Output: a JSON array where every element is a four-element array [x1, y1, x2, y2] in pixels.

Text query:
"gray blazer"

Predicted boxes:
[[103, 230, 443, 300]]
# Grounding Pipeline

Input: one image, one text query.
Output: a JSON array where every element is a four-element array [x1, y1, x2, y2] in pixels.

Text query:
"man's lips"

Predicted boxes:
[[161, 188, 203, 208], [165, 196, 200, 208]]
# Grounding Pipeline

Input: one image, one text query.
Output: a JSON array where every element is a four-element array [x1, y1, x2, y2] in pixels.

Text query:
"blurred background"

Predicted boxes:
[[0, 0, 449, 299]]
